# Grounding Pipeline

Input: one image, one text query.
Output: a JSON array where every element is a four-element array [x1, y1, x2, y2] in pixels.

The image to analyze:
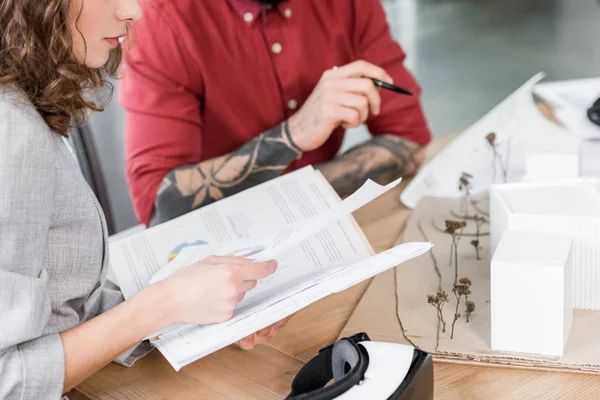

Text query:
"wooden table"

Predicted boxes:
[[74, 133, 599, 399]]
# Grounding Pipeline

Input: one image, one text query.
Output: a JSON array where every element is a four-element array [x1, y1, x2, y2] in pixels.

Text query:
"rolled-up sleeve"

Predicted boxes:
[[0, 104, 65, 399], [96, 280, 154, 366]]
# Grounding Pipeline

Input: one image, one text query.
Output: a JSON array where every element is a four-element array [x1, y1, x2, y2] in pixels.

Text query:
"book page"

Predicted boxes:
[[142, 217, 372, 341], [149, 177, 402, 285], [143, 177, 402, 341], [152, 242, 432, 370], [110, 166, 340, 299]]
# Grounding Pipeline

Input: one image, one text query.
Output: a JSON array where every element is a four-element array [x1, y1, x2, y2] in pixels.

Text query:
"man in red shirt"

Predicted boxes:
[[121, 0, 431, 227]]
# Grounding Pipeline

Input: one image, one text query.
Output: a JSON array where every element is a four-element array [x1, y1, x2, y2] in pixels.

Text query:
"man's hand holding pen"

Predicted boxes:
[[287, 60, 396, 152], [289, 61, 393, 151]]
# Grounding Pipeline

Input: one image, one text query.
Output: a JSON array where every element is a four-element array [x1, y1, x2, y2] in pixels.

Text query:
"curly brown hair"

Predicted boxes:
[[0, 0, 122, 136]]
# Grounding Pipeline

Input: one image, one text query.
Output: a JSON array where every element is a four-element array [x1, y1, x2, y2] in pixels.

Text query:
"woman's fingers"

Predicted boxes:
[[202, 255, 254, 265], [237, 334, 257, 350]]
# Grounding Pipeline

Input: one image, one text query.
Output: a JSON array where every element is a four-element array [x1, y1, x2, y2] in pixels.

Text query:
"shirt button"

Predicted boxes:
[[244, 12, 254, 22], [288, 99, 298, 110], [271, 43, 282, 54], [284, 8, 292, 18]]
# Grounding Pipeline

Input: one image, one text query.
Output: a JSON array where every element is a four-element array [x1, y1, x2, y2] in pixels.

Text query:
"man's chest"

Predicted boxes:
[[192, 4, 356, 138]]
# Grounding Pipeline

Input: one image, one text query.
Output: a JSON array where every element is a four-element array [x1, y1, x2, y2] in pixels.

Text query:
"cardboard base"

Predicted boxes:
[[341, 196, 600, 374]]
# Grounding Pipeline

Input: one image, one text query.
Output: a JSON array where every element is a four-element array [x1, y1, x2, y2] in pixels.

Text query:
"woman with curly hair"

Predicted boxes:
[[0, 1, 282, 398]]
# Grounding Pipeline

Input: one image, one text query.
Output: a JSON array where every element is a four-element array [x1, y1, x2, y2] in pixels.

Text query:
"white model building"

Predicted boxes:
[[490, 179, 600, 310], [491, 231, 573, 357]]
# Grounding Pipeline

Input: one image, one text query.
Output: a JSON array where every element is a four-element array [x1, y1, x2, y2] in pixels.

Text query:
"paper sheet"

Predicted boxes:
[[401, 73, 582, 209], [150, 218, 374, 304], [153, 242, 432, 371], [110, 166, 341, 299], [150, 177, 403, 284], [534, 77, 600, 140], [143, 177, 403, 341]]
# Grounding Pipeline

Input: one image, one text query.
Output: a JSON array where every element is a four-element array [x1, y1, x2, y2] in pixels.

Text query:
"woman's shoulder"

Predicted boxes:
[[0, 86, 64, 181], [0, 85, 59, 150], [0, 85, 48, 129]]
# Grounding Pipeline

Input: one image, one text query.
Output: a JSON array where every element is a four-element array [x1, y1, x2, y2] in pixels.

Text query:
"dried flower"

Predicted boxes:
[[444, 220, 467, 235], [458, 172, 473, 189], [430, 291, 449, 303], [453, 282, 471, 298], [486, 132, 496, 146], [465, 300, 476, 323], [450, 277, 474, 338], [427, 291, 449, 333], [459, 277, 472, 286]]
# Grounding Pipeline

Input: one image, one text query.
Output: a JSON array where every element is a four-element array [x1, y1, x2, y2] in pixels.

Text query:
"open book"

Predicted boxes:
[[110, 166, 431, 370]]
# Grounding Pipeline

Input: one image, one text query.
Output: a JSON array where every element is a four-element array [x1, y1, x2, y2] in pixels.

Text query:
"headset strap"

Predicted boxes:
[[285, 333, 371, 400]]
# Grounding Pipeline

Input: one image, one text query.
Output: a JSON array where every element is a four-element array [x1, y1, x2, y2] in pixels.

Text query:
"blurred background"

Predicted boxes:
[[381, 0, 600, 136], [79, 0, 600, 234]]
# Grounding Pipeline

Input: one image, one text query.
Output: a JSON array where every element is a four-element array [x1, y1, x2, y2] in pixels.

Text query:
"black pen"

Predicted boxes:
[[369, 78, 413, 96]]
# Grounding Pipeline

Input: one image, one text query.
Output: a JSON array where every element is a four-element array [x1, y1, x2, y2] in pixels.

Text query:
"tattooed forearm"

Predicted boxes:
[[150, 121, 302, 225], [316, 135, 425, 198]]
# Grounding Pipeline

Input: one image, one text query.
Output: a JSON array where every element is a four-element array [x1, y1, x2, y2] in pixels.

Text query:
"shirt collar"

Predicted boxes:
[[227, 0, 290, 25]]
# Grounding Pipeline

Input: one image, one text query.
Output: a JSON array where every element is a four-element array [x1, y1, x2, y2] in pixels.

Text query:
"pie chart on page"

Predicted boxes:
[[168, 240, 208, 262], [223, 245, 266, 259]]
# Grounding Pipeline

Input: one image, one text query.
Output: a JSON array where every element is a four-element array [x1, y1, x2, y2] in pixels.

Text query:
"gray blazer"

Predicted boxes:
[[0, 87, 151, 399]]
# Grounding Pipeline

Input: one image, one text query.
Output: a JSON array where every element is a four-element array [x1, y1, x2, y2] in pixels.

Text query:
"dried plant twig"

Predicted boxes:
[[465, 301, 476, 323], [458, 172, 473, 218], [427, 292, 449, 333], [470, 239, 481, 261], [470, 215, 486, 260], [445, 220, 467, 285], [450, 277, 472, 339], [461, 278, 475, 323], [394, 267, 418, 349], [418, 217, 442, 350], [486, 132, 499, 183], [504, 138, 512, 181], [486, 132, 510, 183], [470, 198, 489, 217], [419, 218, 443, 292]]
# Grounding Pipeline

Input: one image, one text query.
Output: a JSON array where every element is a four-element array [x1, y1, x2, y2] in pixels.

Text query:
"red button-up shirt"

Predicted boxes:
[[121, 0, 431, 226]]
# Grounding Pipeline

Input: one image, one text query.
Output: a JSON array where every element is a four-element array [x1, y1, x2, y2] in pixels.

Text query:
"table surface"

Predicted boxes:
[[74, 131, 599, 400]]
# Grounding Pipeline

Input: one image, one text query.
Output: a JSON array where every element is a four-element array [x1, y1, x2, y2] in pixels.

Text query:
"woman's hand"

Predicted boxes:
[[237, 314, 296, 350], [160, 256, 277, 326]]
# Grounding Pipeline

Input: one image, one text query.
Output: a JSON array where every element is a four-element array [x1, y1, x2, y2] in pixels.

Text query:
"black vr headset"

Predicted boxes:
[[286, 333, 434, 400]]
